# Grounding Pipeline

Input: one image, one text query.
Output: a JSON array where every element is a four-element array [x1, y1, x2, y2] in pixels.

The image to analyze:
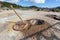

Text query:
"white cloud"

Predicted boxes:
[[6, 0, 19, 3], [0, 0, 5, 1], [56, 0, 60, 1], [25, 0, 45, 3], [0, 0, 45, 4], [0, 0, 19, 4]]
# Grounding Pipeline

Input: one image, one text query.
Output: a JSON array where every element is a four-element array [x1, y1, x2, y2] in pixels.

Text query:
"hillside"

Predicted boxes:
[[0, 1, 22, 8], [0, 1, 60, 12]]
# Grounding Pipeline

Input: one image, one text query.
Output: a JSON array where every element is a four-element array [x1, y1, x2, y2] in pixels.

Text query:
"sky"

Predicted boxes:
[[0, 0, 60, 8]]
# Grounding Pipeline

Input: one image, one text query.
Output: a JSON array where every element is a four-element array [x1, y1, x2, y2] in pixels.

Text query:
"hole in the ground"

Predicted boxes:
[[29, 19, 45, 25], [46, 14, 60, 20]]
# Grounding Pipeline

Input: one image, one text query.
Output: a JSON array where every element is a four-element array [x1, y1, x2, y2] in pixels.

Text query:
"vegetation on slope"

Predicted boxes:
[[0, 1, 22, 8], [50, 7, 60, 12], [0, 1, 60, 12]]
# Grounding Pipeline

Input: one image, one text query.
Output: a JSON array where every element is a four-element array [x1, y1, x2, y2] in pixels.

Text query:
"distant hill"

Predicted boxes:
[[0, 1, 22, 8], [0, 1, 39, 9], [0, 1, 60, 12], [49, 6, 60, 12]]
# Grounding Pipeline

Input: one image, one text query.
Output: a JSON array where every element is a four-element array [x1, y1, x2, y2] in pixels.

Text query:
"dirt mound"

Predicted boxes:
[[12, 19, 50, 37]]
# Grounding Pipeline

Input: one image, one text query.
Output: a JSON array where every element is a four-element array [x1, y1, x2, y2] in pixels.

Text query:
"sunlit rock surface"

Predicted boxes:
[[0, 10, 60, 40], [0, 22, 24, 40]]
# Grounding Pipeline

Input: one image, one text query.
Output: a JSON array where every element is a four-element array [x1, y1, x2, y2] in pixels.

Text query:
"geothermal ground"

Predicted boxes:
[[0, 9, 60, 40]]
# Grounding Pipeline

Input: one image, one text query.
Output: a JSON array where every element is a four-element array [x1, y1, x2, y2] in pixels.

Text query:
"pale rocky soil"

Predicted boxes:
[[0, 9, 60, 40]]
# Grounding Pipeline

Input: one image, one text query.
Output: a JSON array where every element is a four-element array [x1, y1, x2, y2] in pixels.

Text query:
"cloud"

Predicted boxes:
[[6, 0, 19, 3], [56, 0, 60, 1], [0, 0, 5, 1], [0, 0, 45, 4], [25, 0, 45, 3], [0, 0, 19, 4]]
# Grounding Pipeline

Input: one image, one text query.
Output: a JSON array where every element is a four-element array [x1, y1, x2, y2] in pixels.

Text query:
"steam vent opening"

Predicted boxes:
[[54, 16, 60, 20], [29, 19, 45, 25], [46, 14, 60, 20], [34, 19, 44, 25]]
